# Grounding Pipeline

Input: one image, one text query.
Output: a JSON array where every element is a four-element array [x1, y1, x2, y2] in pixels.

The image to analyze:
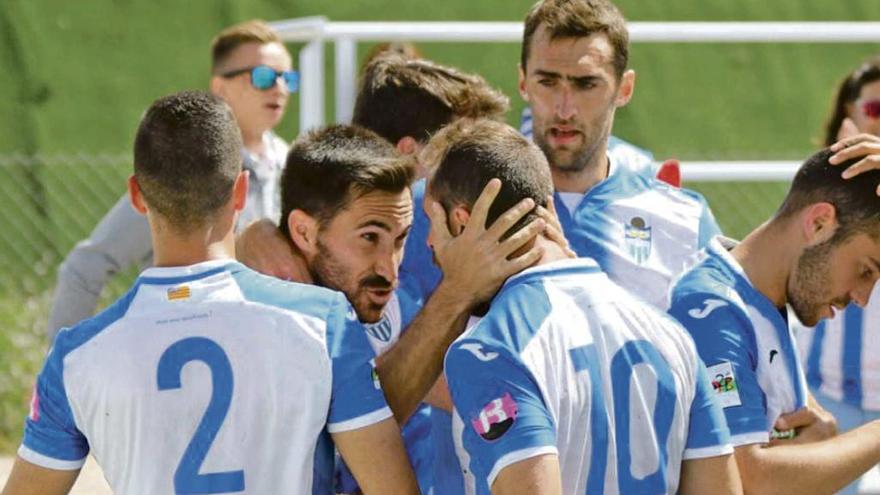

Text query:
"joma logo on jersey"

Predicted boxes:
[[365, 317, 393, 343], [624, 216, 651, 264], [167, 285, 191, 301], [688, 299, 728, 319], [472, 392, 518, 441]]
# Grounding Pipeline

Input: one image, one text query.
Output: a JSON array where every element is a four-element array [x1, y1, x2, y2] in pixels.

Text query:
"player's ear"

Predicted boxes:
[[396, 136, 420, 156], [231, 170, 249, 212], [450, 205, 471, 236], [210, 75, 226, 99], [287, 209, 320, 256], [518, 63, 530, 103], [615, 69, 636, 107], [801, 202, 838, 246], [128, 175, 148, 215]]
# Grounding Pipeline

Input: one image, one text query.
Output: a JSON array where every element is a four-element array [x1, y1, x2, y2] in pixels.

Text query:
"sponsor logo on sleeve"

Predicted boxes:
[[28, 385, 39, 422], [708, 361, 741, 408], [460, 343, 499, 362], [471, 392, 518, 441], [687, 298, 728, 319]]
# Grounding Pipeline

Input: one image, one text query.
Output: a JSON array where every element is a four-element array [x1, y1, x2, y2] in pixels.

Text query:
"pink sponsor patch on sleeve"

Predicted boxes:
[[471, 392, 518, 441], [28, 385, 40, 422]]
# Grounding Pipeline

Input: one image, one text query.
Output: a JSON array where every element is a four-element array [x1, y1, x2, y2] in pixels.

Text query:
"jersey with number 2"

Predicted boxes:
[[445, 259, 732, 494], [18, 260, 391, 495]]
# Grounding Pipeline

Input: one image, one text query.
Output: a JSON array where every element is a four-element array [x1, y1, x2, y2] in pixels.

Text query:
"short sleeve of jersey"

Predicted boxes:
[[19, 340, 89, 470], [694, 193, 723, 248], [683, 360, 733, 459], [446, 340, 557, 489], [668, 293, 769, 445], [325, 295, 393, 433]]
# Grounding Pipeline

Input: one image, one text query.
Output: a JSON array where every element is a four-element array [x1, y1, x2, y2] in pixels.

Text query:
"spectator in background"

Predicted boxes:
[[795, 55, 880, 495], [46, 19, 294, 342]]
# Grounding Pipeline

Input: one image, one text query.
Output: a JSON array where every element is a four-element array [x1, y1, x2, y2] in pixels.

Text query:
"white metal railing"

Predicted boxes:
[[269, 18, 877, 181]]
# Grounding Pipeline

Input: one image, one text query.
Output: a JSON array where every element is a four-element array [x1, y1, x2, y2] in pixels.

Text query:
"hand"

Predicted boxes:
[[771, 401, 837, 446], [828, 133, 880, 195], [235, 219, 312, 283], [427, 179, 545, 309], [536, 196, 576, 259]]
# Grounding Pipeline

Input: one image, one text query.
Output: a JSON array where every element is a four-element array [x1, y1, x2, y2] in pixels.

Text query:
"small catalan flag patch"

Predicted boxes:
[[167, 285, 191, 301]]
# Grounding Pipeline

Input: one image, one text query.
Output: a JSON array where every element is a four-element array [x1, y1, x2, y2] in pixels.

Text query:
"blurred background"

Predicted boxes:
[[1, 0, 879, 453]]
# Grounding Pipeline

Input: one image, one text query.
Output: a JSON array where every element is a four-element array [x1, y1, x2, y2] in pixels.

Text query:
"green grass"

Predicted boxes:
[[1, 0, 879, 452]]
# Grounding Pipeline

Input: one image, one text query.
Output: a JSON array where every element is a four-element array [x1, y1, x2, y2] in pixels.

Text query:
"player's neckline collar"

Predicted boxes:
[[139, 259, 239, 284], [501, 257, 602, 290]]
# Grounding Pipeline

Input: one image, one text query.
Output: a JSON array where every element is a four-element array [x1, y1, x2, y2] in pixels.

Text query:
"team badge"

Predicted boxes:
[[365, 316, 393, 343], [166, 285, 191, 301], [624, 216, 652, 264], [472, 392, 518, 441], [707, 361, 741, 408]]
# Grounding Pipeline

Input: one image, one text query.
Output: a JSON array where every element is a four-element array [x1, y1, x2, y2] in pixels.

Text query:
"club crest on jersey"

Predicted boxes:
[[472, 392, 518, 441], [624, 216, 652, 264], [365, 316, 393, 343], [707, 361, 741, 408], [166, 285, 191, 301]]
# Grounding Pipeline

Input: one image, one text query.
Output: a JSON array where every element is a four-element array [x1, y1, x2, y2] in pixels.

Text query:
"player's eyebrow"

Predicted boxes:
[[533, 69, 561, 79], [357, 220, 392, 231]]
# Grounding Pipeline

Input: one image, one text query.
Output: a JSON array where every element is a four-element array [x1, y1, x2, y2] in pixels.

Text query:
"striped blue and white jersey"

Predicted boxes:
[[669, 237, 809, 447], [556, 153, 721, 310], [337, 287, 435, 495], [795, 284, 880, 411], [446, 259, 732, 494], [401, 154, 721, 311], [20, 260, 391, 495]]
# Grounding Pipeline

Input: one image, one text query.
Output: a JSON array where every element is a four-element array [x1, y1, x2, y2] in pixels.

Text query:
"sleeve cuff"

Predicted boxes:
[[17, 444, 86, 471], [683, 443, 734, 460], [327, 406, 394, 433], [487, 445, 558, 489], [730, 431, 770, 447]]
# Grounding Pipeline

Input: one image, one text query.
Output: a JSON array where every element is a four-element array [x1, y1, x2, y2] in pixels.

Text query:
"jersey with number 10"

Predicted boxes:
[[19, 260, 391, 495], [445, 259, 732, 494]]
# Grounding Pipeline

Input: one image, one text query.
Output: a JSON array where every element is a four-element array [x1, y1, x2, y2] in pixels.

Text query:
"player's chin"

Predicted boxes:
[[354, 301, 385, 324]]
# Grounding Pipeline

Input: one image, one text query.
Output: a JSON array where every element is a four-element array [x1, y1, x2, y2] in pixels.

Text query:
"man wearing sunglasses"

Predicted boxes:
[[46, 19, 295, 343]]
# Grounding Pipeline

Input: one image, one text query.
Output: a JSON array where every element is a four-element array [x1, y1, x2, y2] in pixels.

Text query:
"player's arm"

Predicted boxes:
[[678, 455, 742, 495], [1, 458, 79, 495], [234, 218, 313, 282], [332, 418, 419, 494], [48, 194, 151, 341], [376, 179, 545, 423], [829, 133, 880, 195], [733, 423, 880, 495], [491, 454, 562, 495]]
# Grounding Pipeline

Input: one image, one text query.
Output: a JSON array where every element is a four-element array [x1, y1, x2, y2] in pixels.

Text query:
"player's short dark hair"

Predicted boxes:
[[352, 53, 509, 145], [777, 148, 880, 244], [211, 19, 282, 73], [133, 90, 242, 231], [427, 119, 552, 240], [280, 124, 416, 235], [521, 0, 629, 79]]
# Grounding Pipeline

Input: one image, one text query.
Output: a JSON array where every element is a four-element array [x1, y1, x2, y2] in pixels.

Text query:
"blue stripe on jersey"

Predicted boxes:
[[806, 320, 827, 391], [312, 429, 334, 495], [229, 265, 340, 320], [843, 306, 864, 406], [24, 282, 141, 462], [138, 264, 232, 285], [399, 179, 441, 303]]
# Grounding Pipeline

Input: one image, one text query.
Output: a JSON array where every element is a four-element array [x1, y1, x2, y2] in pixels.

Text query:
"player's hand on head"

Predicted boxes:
[[770, 403, 837, 446], [537, 196, 576, 259], [427, 178, 545, 308], [236, 219, 312, 282], [829, 133, 880, 195]]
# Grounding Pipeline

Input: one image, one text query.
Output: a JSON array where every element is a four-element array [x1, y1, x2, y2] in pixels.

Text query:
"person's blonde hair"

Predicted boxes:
[[211, 20, 282, 73]]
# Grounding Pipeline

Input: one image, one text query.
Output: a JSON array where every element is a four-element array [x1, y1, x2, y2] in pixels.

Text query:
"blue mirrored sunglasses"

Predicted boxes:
[[222, 65, 299, 92]]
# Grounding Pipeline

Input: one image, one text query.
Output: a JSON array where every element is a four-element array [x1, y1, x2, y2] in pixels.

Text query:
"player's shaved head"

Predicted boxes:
[[426, 119, 552, 239], [133, 90, 242, 231]]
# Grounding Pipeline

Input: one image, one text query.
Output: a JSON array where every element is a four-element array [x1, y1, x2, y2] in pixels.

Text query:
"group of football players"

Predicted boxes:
[[6, 0, 880, 494]]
